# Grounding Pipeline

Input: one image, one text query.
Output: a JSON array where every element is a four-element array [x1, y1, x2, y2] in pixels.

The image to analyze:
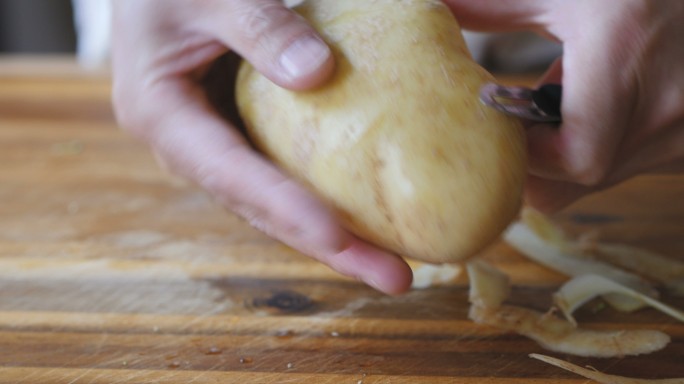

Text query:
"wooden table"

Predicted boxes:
[[1, 56, 682, 383]]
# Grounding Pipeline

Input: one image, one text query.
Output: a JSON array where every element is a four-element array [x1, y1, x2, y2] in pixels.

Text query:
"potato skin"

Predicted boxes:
[[236, 0, 527, 263]]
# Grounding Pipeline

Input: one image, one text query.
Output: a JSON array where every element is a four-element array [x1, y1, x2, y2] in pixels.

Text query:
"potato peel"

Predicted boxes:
[[504, 222, 658, 311], [584, 243, 684, 296], [411, 263, 462, 289], [530, 353, 684, 384], [554, 274, 684, 325], [471, 305, 670, 358], [523, 208, 684, 296], [466, 261, 670, 358], [466, 259, 510, 309], [521, 208, 571, 247]]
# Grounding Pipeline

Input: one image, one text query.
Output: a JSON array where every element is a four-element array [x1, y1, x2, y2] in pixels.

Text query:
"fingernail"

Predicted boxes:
[[279, 35, 331, 80]]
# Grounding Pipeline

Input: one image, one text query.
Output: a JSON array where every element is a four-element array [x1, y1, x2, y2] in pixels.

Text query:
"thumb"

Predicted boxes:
[[201, 0, 334, 90], [443, 0, 548, 31]]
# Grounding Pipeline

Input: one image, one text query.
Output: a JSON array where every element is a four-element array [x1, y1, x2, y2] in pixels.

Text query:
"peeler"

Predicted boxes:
[[479, 83, 562, 123]]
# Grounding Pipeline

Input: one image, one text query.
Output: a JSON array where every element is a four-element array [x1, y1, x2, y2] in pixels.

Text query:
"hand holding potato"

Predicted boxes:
[[110, 0, 413, 294], [111, 0, 684, 294], [445, 0, 684, 211], [237, 0, 527, 264]]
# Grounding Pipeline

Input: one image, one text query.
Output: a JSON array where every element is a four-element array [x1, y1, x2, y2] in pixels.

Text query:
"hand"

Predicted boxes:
[[110, 0, 413, 294], [445, 0, 684, 211]]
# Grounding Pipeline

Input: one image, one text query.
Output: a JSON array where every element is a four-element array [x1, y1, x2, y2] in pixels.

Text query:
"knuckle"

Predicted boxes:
[[112, 105, 146, 138], [111, 83, 138, 133], [559, 123, 614, 187], [110, 79, 164, 140]]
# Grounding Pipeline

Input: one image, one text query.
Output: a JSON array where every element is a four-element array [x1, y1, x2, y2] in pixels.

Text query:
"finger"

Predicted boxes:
[[526, 17, 638, 185], [141, 80, 412, 294], [524, 175, 592, 213], [328, 239, 414, 295], [525, 121, 684, 212], [443, 0, 548, 31], [198, 0, 334, 89], [525, 59, 566, 179]]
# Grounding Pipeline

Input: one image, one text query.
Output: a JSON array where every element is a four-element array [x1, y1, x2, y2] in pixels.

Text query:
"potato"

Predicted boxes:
[[236, 0, 527, 263]]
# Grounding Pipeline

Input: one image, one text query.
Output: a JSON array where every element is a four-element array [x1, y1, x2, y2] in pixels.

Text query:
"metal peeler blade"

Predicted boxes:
[[479, 83, 562, 123]]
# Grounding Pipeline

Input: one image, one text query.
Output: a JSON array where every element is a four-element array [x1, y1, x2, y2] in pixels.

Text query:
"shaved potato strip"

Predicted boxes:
[[470, 305, 670, 358], [554, 274, 684, 325], [521, 208, 571, 246], [523, 208, 684, 296], [411, 263, 462, 289], [505, 222, 654, 294], [504, 222, 657, 311], [466, 261, 670, 357], [587, 243, 684, 281], [466, 259, 510, 309], [585, 243, 684, 296], [530, 354, 684, 384]]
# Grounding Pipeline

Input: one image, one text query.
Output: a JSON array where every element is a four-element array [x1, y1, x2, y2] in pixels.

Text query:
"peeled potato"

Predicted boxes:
[[236, 0, 526, 263]]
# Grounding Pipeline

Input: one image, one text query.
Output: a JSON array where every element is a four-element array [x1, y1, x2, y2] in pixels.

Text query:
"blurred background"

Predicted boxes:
[[0, 0, 560, 73], [0, 0, 76, 53]]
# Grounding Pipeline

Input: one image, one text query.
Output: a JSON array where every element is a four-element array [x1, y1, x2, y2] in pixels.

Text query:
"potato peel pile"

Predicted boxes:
[[554, 274, 684, 326], [504, 208, 684, 320], [579, 242, 684, 297], [466, 207, 684, 375], [466, 261, 671, 358], [504, 213, 658, 312]]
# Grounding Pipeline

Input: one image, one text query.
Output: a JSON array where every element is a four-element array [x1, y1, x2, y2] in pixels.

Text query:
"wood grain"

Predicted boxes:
[[1, 56, 683, 383]]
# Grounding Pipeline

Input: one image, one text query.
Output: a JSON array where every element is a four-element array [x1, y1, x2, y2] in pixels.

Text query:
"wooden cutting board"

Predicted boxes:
[[0, 56, 682, 383]]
